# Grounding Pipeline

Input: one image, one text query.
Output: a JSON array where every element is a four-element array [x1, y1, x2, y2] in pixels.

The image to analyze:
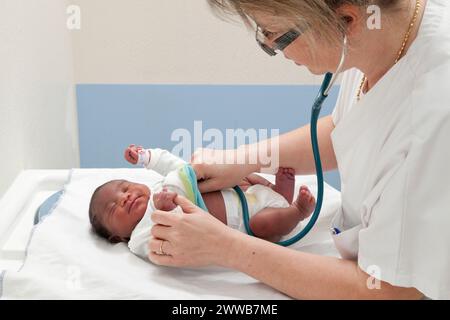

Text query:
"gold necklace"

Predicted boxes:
[[357, 0, 422, 101]]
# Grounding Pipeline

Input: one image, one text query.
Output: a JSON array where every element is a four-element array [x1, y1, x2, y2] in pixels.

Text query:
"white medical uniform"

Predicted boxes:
[[330, 0, 450, 299]]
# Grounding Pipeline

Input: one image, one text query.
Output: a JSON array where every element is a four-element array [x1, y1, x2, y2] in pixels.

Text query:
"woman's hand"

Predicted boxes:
[[148, 195, 239, 267], [240, 174, 273, 190], [191, 148, 260, 193]]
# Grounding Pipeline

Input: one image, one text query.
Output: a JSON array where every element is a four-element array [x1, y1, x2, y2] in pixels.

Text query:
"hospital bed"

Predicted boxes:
[[0, 169, 341, 299], [0, 170, 69, 271]]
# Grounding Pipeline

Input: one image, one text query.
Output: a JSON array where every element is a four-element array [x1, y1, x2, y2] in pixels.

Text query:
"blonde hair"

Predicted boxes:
[[207, 0, 402, 47]]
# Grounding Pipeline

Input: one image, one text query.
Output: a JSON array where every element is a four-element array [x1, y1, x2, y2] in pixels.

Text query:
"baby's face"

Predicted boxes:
[[96, 180, 151, 239]]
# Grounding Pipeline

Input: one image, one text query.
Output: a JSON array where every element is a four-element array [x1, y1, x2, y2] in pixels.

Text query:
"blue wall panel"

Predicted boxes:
[[77, 85, 341, 190]]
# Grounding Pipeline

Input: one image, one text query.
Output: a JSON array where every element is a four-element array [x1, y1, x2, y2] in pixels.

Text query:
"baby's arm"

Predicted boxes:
[[125, 145, 186, 176]]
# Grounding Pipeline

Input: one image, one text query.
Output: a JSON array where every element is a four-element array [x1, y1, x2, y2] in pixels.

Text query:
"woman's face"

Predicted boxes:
[[252, 12, 346, 75]]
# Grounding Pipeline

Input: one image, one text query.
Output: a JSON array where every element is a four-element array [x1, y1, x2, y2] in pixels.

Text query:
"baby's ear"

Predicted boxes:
[[108, 235, 125, 244]]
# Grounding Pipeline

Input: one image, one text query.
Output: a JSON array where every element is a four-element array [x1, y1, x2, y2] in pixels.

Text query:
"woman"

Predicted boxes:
[[148, 0, 450, 299]]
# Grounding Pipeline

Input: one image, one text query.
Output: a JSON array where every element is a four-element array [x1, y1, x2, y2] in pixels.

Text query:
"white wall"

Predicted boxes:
[[0, 0, 327, 197], [0, 0, 80, 197], [72, 0, 322, 85]]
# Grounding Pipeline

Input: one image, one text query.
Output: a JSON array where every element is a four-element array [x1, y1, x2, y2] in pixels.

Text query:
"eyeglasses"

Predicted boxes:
[[255, 26, 302, 56]]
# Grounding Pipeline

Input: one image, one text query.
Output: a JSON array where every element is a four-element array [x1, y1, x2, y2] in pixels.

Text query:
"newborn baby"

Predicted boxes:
[[88, 145, 316, 259]]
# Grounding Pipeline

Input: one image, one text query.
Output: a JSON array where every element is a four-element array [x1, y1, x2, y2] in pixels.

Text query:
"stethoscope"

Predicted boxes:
[[186, 36, 348, 246], [237, 36, 349, 246]]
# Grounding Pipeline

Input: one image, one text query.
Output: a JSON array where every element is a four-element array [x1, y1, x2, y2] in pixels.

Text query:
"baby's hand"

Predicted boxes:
[[153, 188, 178, 211], [124, 144, 144, 165]]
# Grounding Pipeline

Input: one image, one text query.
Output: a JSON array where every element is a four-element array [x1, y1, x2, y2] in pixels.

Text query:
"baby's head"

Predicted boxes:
[[89, 180, 151, 243]]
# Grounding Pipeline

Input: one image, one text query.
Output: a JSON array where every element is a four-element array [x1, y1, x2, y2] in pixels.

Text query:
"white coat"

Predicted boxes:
[[330, 0, 450, 299]]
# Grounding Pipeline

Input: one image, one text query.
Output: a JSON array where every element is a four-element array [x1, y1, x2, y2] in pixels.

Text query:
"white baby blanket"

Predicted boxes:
[[1, 168, 341, 299]]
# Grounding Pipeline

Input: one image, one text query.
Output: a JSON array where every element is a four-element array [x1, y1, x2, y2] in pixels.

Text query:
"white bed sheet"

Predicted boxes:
[[1, 168, 341, 299]]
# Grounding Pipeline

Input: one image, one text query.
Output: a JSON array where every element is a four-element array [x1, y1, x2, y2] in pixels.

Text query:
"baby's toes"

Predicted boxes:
[[300, 189, 309, 201], [310, 194, 316, 204], [277, 167, 295, 180], [286, 168, 295, 177], [300, 186, 313, 200], [299, 185, 309, 193], [304, 190, 316, 207]]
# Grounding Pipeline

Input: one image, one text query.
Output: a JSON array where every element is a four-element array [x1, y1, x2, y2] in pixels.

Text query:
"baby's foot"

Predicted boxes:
[[272, 168, 295, 203], [292, 185, 316, 220], [153, 189, 178, 211]]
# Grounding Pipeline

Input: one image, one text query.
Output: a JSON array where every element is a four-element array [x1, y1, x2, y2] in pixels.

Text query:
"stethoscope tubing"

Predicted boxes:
[[241, 36, 347, 246]]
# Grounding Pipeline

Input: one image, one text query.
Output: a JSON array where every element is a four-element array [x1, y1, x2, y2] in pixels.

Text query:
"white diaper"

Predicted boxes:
[[221, 184, 290, 233]]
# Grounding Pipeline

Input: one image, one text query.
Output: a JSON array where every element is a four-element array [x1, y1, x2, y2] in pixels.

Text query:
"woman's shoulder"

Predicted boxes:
[[408, 0, 450, 117], [408, 0, 450, 77]]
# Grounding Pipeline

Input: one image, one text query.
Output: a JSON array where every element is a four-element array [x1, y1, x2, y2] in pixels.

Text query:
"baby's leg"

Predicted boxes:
[[241, 168, 295, 202], [272, 168, 295, 203], [249, 186, 316, 242]]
